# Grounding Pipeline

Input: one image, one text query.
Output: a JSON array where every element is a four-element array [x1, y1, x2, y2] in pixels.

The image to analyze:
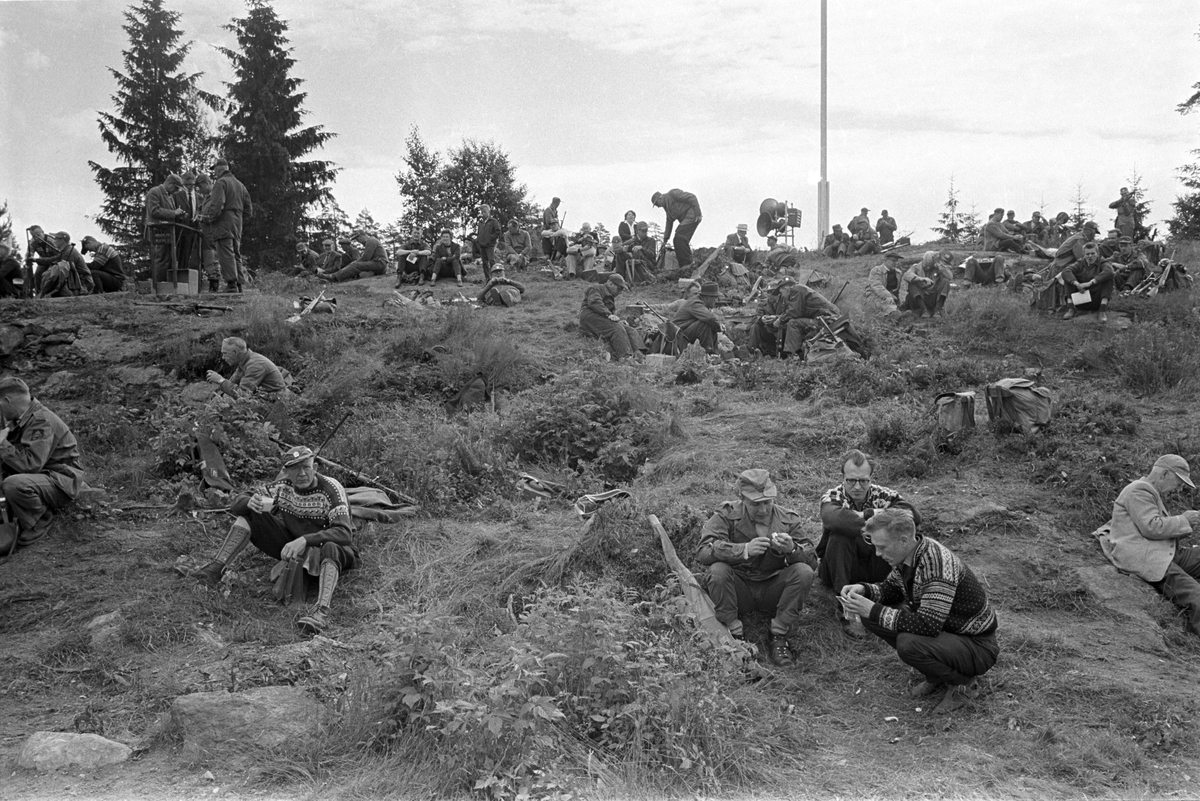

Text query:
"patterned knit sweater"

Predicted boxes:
[[864, 536, 997, 637], [259, 474, 355, 549]]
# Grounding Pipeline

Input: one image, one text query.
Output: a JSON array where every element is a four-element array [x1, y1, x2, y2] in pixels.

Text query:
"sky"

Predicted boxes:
[[1, 0, 1198, 251]]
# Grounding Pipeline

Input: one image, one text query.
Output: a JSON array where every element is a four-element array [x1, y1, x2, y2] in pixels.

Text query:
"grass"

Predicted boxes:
[[4, 256, 1200, 799]]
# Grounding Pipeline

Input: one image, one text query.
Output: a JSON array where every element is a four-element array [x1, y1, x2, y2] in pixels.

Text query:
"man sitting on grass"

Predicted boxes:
[[1060, 242, 1115, 322], [902, 250, 953, 318], [696, 469, 817, 667], [1099, 455, 1200, 637], [177, 445, 358, 635], [578, 273, 644, 360], [839, 508, 1000, 713]]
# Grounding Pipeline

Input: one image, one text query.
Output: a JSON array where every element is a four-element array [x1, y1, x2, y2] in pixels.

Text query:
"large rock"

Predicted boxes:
[[180, 381, 218, 406], [39, 370, 76, 397], [0, 324, 25, 356], [171, 686, 325, 762], [113, 364, 169, 386], [18, 731, 132, 771]]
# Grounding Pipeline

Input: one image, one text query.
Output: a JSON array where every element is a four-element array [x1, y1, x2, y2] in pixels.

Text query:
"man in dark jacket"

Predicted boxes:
[[671, 281, 722, 352], [1060, 242, 1115, 322], [474, 205, 502, 275], [0, 243, 24, 298], [780, 283, 840, 358], [80, 236, 125, 293], [146, 173, 188, 284], [324, 230, 388, 282], [652, 188, 702, 271], [697, 469, 817, 666], [201, 158, 253, 293], [578, 273, 643, 359]]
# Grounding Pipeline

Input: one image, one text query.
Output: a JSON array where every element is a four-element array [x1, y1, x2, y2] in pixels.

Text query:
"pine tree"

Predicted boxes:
[[960, 203, 982, 245], [1170, 31, 1200, 241], [218, 0, 338, 272], [932, 177, 961, 243], [593, 222, 611, 245], [395, 126, 449, 237], [309, 196, 350, 241], [1069, 181, 1092, 231], [88, 0, 217, 257]]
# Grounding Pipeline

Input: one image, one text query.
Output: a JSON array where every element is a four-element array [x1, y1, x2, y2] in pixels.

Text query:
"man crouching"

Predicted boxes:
[[839, 508, 999, 714], [178, 445, 357, 635], [696, 469, 817, 666]]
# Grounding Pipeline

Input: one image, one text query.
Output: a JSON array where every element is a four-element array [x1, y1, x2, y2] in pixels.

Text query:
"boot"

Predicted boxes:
[[933, 296, 947, 318], [222, 281, 239, 294], [207, 278, 220, 292]]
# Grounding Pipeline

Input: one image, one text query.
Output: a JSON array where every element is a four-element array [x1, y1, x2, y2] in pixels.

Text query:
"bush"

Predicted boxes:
[[149, 396, 280, 484]]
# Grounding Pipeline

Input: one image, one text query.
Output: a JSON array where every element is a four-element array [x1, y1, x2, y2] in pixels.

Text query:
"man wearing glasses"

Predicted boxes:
[[818, 449, 921, 638]]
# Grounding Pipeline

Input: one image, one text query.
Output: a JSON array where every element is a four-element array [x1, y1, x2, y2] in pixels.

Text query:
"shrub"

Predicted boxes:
[[865, 406, 925, 453], [1115, 328, 1199, 396], [149, 396, 280, 484]]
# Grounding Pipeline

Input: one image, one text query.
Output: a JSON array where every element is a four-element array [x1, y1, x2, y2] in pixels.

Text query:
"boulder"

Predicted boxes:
[[171, 686, 325, 762], [18, 731, 132, 771], [39, 370, 76, 397], [113, 365, 168, 386], [0, 325, 25, 357]]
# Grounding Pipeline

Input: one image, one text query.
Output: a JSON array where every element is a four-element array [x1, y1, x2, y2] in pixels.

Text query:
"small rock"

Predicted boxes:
[[86, 610, 126, 650], [181, 381, 218, 406], [39, 370, 76, 397], [18, 731, 131, 771], [0, 325, 26, 357], [203, 770, 215, 781], [39, 332, 77, 346], [938, 502, 1009, 527], [75, 486, 110, 509], [171, 686, 326, 763], [114, 365, 167, 386]]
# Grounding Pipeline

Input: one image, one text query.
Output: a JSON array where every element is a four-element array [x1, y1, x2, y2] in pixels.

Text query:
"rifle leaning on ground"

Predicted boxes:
[[268, 435, 418, 507], [133, 301, 233, 315]]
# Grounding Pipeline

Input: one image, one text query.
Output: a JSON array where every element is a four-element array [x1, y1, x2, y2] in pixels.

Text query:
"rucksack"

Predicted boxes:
[[984, 378, 1052, 434], [933, 391, 977, 433]]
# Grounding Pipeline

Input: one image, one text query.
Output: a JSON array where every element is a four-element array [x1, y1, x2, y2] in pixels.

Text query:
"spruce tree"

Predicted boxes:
[[1170, 29, 1200, 240], [88, 0, 216, 256], [218, 0, 337, 271], [932, 177, 961, 243]]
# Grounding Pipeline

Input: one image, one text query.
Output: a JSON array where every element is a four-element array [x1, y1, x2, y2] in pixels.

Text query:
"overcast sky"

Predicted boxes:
[[1, 0, 1197, 250]]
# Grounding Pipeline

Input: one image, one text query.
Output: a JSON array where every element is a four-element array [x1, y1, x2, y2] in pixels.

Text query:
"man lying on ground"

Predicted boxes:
[[477, 265, 526, 307]]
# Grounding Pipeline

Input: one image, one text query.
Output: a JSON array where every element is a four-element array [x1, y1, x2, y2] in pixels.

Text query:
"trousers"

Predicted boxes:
[[331, 260, 386, 282], [228, 495, 356, 571], [2, 473, 72, 532], [215, 236, 241, 284], [673, 220, 700, 268], [818, 532, 892, 594], [705, 561, 814, 636], [862, 617, 999, 685], [1152, 547, 1200, 636]]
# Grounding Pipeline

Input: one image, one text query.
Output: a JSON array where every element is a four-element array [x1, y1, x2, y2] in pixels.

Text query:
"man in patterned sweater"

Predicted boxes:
[[840, 508, 999, 714], [818, 450, 921, 637], [178, 445, 358, 635]]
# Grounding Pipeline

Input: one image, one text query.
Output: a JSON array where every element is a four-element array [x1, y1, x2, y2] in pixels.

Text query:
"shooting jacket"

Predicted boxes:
[[203, 171, 253, 242], [0, 399, 83, 498], [220, 349, 287, 398], [1099, 478, 1194, 582], [697, 500, 816, 582], [661, 189, 701, 226]]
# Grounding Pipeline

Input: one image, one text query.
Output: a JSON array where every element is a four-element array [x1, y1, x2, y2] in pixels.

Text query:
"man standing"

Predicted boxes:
[[498, 220, 533, 270], [840, 508, 999, 713], [651, 188, 702, 273], [983, 208, 1025, 253], [671, 281, 722, 353], [818, 449, 921, 636], [1109, 187, 1137, 239], [0, 377, 84, 550], [1099, 455, 1200, 637], [205, 337, 288, 400], [202, 158, 253, 293], [724, 224, 752, 264], [542, 197, 563, 263], [193, 173, 220, 292], [696, 469, 817, 667], [1060, 242, 1115, 322], [178, 445, 358, 635], [80, 236, 125, 293], [175, 171, 202, 275], [324, 230, 388, 282], [876, 210, 897, 246], [474, 205, 502, 275], [578, 273, 643, 360], [146, 173, 188, 283]]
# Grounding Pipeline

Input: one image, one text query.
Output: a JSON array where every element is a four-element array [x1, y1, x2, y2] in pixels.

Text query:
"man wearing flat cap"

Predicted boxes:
[[579, 273, 644, 360], [821, 224, 851, 258], [178, 445, 358, 635], [983, 208, 1025, 254], [201, 158, 252, 293], [1099, 455, 1200, 637], [322, 229, 388, 282], [671, 281, 723, 353], [862, 250, 907, 319], [724, 224, 752, 265], [697, 469, 817, 666]]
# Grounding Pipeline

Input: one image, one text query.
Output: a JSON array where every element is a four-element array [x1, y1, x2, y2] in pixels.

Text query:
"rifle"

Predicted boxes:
[[830, 279, 850, 305], [269, 435, 419, 507], [133, 301, 233, 314], [287, 289, 326, 323]]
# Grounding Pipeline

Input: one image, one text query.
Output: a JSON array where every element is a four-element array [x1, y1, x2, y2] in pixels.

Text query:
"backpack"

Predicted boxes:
[[984, 378, 1052, 434], [934, 391, 977, 433]]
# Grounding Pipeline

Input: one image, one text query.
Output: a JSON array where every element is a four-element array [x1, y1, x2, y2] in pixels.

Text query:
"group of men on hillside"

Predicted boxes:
[[821, 208, 899, 258]]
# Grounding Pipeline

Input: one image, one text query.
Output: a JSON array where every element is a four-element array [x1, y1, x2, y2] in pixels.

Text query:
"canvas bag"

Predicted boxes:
[[984, 378, 1052, 433], [934, 391, 976, 433]]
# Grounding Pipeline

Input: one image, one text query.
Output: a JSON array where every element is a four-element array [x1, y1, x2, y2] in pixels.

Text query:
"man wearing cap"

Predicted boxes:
[[205, 337, 288, 399], [697, 469, 817, 667], [293, 241, 320, 276], [322, 229, 388, 283], [848, 208, 871, 235], [1033, 221, 1101, 313], [1109, 187, 1137, 239], [1060, 242, 1114, 322], [821, 225, 851, 258], [202, 159, 253, 293], [616, 222, 657, 284], [477, 265, 526, 307], [982, 208, 1025, 254], [902, 250, 953, 318], [0, 376, 84, 550], [394, 229, 431, 285], [1003, 211, 1026, 236], [724, 224, 752, 265], [80, 236, 125, 293], [876, 210, 897, 246], [178, 444, 358, 635], [763, 235, 799, 272], [37, 233, 94, 298], [146, 173, 188, 283], [1024, 212, 1048, 245], [818, 449, 921, 637], [0, 243, 22, 298], [497, 220, 533, 271], [579, 273, 644, 360], [564, 223, 599, 280], [1112, 236, 1149, 290], [651, 188, 702, 272], [852, 223, 881, 256], [863, 250, 907, 319], [473, 205, 502, 275], [428, 229, 465, 286], [748, 276, 798, 357], [1099, 455, 1200, 637], [24, 225, 58, 294], [778, 283, 842, 357], [671, 281, 723, 353], [840, 508, 999, 713]]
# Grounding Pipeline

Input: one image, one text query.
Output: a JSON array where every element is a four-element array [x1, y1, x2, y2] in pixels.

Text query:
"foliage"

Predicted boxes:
[[0, 198, 12, 246], [218, 0, 339, 273], [149, 396, 280, 484], [1171, 27, 1200, 241], [1124, 169, 1155, 241], [503, 370, 683, 484], [305, 195, 350, 242], [395, 127, 533, 239], [932, 176, 962, 243], [88, 0, 219, 259], [959, 202, 982, 245], [367, 582, 804, 799], [1069, 180, 1092, 232]]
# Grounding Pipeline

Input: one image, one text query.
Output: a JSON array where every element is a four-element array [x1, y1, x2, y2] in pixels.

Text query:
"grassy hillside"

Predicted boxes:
[[1, 248, 1198, 800]]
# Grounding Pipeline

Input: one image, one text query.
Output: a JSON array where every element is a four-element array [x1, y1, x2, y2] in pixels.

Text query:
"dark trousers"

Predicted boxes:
[[673, 221, 700, 269], [748, 320, 782, 357], [543, 235, 567, 261], [216, 237, 240, 284], [675, 319, 718, 352], [862, 617, 999, 685], [818, 533, 892, 594], [705, 561, 814, 636], [400, 255, 428, 278], [0, 260, 21, 297], [1153, 547, 1200, 636], [428, 257, 463, 280], [92, 264, 125, 293], [1064, 275, 1115, 310], [229, 495, 355, 571], [477, 243, 496, 272]]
